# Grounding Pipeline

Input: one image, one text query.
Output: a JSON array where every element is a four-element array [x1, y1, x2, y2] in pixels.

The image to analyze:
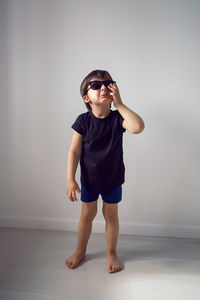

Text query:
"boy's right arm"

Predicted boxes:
[[66, 131, 83, 202]]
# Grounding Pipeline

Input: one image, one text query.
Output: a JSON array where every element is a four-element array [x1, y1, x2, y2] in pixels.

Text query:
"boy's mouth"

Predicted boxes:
[[101, 94, 110, 98]]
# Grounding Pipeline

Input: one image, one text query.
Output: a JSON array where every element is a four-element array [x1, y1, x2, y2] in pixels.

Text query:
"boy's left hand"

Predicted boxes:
[[108, 83, 123, 107]]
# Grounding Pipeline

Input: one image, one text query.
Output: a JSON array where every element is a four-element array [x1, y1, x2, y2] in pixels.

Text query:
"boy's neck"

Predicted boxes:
[[90, 105, 111, 119]]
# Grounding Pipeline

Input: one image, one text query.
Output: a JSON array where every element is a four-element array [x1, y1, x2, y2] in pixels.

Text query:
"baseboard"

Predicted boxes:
[[0, 216, 200, 239]]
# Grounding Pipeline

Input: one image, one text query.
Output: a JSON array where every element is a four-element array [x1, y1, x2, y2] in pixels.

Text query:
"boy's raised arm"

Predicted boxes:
[[108, 82, 145, 134]]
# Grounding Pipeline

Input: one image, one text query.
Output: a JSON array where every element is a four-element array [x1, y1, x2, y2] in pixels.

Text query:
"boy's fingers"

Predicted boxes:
[[71, 190, 75, 201], [72, 190, 77, 201], [69, 192, 73, 202], [69, 191, 74, 202], [68, 186, 80, 201], [77, 186, 81, 194]]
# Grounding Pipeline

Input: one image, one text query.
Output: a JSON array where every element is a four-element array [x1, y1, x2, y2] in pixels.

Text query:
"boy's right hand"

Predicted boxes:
[[67, 180, 81, 202]]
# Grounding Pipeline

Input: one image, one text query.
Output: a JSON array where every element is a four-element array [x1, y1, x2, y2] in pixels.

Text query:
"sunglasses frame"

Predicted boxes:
[[85, 80, 116, 95]]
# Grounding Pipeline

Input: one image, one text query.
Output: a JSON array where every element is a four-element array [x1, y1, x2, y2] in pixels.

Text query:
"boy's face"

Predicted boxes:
[[83, 77, 113, 108]]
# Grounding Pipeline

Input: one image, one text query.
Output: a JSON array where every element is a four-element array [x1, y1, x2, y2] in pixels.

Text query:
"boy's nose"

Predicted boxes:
[[101, 84, 108, 90]]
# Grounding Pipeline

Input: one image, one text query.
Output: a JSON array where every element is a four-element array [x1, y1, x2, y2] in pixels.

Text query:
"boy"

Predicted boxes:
[[65, 70, 145, 273]]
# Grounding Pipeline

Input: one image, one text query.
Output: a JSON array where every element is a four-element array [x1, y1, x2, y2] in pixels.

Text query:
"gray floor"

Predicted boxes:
[[0, 228, 200, 300]]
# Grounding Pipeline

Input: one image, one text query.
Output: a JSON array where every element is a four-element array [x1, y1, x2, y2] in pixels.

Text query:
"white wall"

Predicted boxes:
[[0, 0, 200, 238]]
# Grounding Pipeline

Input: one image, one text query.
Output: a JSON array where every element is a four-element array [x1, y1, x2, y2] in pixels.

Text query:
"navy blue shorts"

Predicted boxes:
[[81, 184, 122, 204]]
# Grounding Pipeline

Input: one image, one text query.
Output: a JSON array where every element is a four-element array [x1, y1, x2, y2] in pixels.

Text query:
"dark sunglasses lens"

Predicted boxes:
[[90, 81, 102, 90], [104, 80, 111, 87], [105, 80, 116, 87]]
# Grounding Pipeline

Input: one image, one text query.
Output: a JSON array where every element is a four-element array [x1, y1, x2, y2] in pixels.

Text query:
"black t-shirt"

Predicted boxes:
[[71, 109, 126, 193]]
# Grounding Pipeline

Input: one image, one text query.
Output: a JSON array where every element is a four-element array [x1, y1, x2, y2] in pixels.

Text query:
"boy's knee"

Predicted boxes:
[[82, 208, 97, 222], [103, 214, 118, 223], [102, 210, 118, 223], [102, 203, 118, 221]]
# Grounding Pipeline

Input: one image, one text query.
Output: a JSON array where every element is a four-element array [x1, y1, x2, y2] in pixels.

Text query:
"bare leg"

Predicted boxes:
[[65, 200, 97, 269], [102, 202, 122, 273]]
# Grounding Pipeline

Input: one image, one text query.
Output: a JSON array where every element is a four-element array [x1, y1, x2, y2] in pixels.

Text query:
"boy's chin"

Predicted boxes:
[[101, 98, 112, 103]]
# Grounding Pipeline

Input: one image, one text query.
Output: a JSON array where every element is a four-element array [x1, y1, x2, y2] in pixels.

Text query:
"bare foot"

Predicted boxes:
[[107, 253, 122, 273], [65, 250, 85, 269]]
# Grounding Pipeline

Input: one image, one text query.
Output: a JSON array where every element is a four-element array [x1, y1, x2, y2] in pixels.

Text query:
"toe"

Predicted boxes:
[[108, 264, 112, 273], [108, 262, 122, 273], [67, 260, 73, 269], [65, 259, 69, 267]]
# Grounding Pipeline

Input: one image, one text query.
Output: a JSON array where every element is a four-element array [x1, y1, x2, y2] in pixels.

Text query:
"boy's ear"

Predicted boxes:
[[83, 95, 90, 102]]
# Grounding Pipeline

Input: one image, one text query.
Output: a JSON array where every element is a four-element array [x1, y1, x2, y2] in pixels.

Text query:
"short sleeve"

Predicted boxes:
[[115, 110, 126, 133], [71, 114, 85, 136]]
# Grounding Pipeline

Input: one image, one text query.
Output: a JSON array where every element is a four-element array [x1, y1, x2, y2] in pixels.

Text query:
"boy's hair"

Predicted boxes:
[[80, 69, 113, 111]]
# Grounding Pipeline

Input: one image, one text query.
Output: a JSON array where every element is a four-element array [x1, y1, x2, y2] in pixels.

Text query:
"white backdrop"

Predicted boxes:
[[0, 0, 200, 238]]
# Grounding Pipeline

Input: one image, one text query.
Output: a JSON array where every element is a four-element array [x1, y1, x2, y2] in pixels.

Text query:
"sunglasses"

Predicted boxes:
[[86, 80, 116, 93]]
